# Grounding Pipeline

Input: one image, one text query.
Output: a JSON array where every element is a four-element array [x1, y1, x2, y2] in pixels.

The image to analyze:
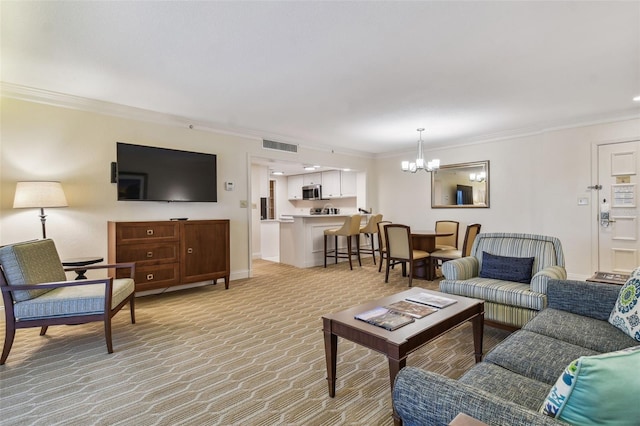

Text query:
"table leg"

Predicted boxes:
[[388, 356, 407, 426], [472, 312, 484, 363], [323, 319, 338, 397]]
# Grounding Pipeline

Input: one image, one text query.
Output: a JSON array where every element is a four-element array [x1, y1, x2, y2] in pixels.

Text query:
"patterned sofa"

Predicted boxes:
[[393, 276, 640, 425], [440, 233, 567, 329]]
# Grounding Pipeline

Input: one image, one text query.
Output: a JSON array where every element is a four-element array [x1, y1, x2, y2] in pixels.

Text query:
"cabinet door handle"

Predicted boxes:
[[187, 248, 193, 254], [147, 251, 153, 258], [146, 273, 154, 281], [147, 229, 154, 236]]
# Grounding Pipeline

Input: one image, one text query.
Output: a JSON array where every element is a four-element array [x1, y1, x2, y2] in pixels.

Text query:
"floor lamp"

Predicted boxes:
[[13, 181, 69, 239]]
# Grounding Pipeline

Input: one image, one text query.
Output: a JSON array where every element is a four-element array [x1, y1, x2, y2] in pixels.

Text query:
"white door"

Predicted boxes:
[[597, 141, 640, 273]]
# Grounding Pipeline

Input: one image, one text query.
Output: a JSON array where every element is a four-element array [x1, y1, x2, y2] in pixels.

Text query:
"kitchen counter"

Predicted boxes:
[[279, 214, 367, 268]]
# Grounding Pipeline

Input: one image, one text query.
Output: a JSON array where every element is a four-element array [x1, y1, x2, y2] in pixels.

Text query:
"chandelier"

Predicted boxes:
[[401, 128, 440, 173]]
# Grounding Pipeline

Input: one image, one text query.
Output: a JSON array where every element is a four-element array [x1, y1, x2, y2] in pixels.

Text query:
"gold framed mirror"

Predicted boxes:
[[431, 161, 490, 208]]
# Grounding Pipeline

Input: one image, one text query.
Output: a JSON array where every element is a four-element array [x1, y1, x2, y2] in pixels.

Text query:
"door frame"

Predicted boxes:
[[590, 137, 639, 272]]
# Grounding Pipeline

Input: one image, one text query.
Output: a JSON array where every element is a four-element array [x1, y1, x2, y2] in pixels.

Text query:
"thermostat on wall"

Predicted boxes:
[[225, 182, 234, 191]]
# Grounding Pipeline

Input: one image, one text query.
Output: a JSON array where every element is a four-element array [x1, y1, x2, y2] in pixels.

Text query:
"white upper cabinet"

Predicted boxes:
[[287, 175, 303, 200], [321, 170, 341, 198], [302, 173, 321, 185]]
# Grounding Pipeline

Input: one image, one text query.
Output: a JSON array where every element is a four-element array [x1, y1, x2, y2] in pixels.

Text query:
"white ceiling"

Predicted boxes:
[[2, 1, 639, 155]]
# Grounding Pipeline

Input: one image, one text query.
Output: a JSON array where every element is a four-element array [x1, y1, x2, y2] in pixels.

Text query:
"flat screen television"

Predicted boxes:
[[116, 142, 217, 202]]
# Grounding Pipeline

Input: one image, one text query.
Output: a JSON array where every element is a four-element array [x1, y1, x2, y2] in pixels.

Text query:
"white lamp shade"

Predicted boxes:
[[13, 181, 68, 208]]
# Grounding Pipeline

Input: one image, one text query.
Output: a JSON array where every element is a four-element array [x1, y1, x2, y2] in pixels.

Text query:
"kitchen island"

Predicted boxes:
[[280, 214, 368, 268]]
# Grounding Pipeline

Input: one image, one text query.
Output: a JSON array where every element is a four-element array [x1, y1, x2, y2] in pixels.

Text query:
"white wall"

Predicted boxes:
[[376, 118, 640, 278], [0, 96, 375, 281]]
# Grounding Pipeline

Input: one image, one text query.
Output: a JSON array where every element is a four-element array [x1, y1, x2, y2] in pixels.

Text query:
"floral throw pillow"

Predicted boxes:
[[608, 267, 640, 342]]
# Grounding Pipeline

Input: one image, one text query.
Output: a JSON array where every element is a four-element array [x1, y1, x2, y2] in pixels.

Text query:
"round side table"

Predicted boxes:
[[62, 257, 104, 280]]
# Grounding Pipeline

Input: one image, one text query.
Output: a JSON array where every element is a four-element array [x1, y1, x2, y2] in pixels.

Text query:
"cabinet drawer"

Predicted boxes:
[[117, 243, 179, 264], [115, 222, 180, 244], [119, 263, 180, 291]]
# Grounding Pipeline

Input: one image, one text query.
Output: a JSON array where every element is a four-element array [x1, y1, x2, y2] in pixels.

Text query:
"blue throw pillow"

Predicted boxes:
[[479, 251, 535, 284]]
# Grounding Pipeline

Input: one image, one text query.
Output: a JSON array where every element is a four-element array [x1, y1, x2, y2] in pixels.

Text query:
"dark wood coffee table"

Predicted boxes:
[[322, 287, 484, 426]]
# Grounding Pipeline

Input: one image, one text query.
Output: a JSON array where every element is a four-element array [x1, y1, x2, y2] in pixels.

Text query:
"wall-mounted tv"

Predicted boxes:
[[116, 142, 217, 202]]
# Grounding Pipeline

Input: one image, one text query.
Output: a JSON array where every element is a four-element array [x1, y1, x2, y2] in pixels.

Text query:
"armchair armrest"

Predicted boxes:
[[530, 266, 567, 294], [393, 367, 560, 426], [546, 279, 621, 321], [442, 257, 479, 280]]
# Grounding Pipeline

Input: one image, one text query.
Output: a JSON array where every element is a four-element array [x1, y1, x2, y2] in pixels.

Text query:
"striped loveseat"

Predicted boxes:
[[440, 233, 566, 329]]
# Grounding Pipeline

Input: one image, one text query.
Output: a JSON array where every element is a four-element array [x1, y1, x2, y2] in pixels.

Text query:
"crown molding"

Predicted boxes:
[[3, 82, 636, 160], [0, 82, 375, 159], [376, 109, 640, 159]]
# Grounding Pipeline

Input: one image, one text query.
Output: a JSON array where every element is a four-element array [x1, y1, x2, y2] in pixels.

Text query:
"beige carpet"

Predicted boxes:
[[0, 258, 510, 425]]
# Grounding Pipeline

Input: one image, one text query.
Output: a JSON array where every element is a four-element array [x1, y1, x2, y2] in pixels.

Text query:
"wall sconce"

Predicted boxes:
[[401, 128, 440, 173], [469, 172, 486, 182], [13, 181, 68, 239]]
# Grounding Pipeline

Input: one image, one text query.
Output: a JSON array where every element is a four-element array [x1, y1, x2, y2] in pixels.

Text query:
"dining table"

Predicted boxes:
[[410, 230, 453, 280]]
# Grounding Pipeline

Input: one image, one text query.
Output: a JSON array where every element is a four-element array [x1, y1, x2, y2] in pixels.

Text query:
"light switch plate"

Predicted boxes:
[[578, 197, 589, 206]]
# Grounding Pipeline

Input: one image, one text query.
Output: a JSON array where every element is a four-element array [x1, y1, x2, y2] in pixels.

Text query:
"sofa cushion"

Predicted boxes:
[[460, 363, 551, 412], [608, 275, 640, 342], [540, 346, 640, 425], [547, 279, 623, 321], [0, 239, 66, 302], [480, 251, 535, 284], [440, 277, 545, 310], [524, 308, 638, 353], [13, 278, 134, 320], [484, 330, 599, 385]]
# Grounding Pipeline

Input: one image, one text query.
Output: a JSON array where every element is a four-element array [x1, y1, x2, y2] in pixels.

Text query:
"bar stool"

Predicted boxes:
[[359, 214, 383, 265], [324, 214, 362, 270]]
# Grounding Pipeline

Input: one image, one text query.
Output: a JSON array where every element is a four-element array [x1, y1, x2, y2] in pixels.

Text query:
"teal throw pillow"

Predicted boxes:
[[540, 346, 640, 425], [608, 268, 640, 342], [479, 251, 535, 284]]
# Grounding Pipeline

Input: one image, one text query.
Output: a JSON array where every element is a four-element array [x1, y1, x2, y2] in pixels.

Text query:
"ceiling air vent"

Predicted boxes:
[[262, 139, 298, 153]]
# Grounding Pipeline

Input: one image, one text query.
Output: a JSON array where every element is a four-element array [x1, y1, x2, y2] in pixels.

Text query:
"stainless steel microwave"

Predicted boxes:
[[302, 184, 322, 200]]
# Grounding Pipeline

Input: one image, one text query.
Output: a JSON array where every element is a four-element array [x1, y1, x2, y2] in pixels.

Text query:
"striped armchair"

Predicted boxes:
[[440, 233, 566, 329]]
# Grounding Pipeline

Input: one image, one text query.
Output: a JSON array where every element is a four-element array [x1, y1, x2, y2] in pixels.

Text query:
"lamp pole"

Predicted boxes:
[[39, 207, 47, 239]]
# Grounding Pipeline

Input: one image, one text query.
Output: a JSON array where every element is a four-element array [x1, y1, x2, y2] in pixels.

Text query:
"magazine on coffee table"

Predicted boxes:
[[384, 300, 437, 318], [405, 292, 457, 309], [354, 307, 415, 331]]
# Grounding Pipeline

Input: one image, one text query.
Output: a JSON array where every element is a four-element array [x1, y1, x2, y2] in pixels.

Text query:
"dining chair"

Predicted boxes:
[[377, 220, 392, 272], [384, 224, 429, 287], [359, 214, 383, 265], [432, 223, 481, 267], [435, 220, 459, 250], [324, 214, 362, 270]]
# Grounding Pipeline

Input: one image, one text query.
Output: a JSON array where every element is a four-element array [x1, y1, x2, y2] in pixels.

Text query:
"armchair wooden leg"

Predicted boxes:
[[334, 236, 338, 264], [1, 323, 15, 365], [40, 326, 48, 336], [129, 295, 136, 324], [355, 234, 362, 267], [104, 317, 114, 354], [324, 235, 328, 268], [347, 236, 353, 270]]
